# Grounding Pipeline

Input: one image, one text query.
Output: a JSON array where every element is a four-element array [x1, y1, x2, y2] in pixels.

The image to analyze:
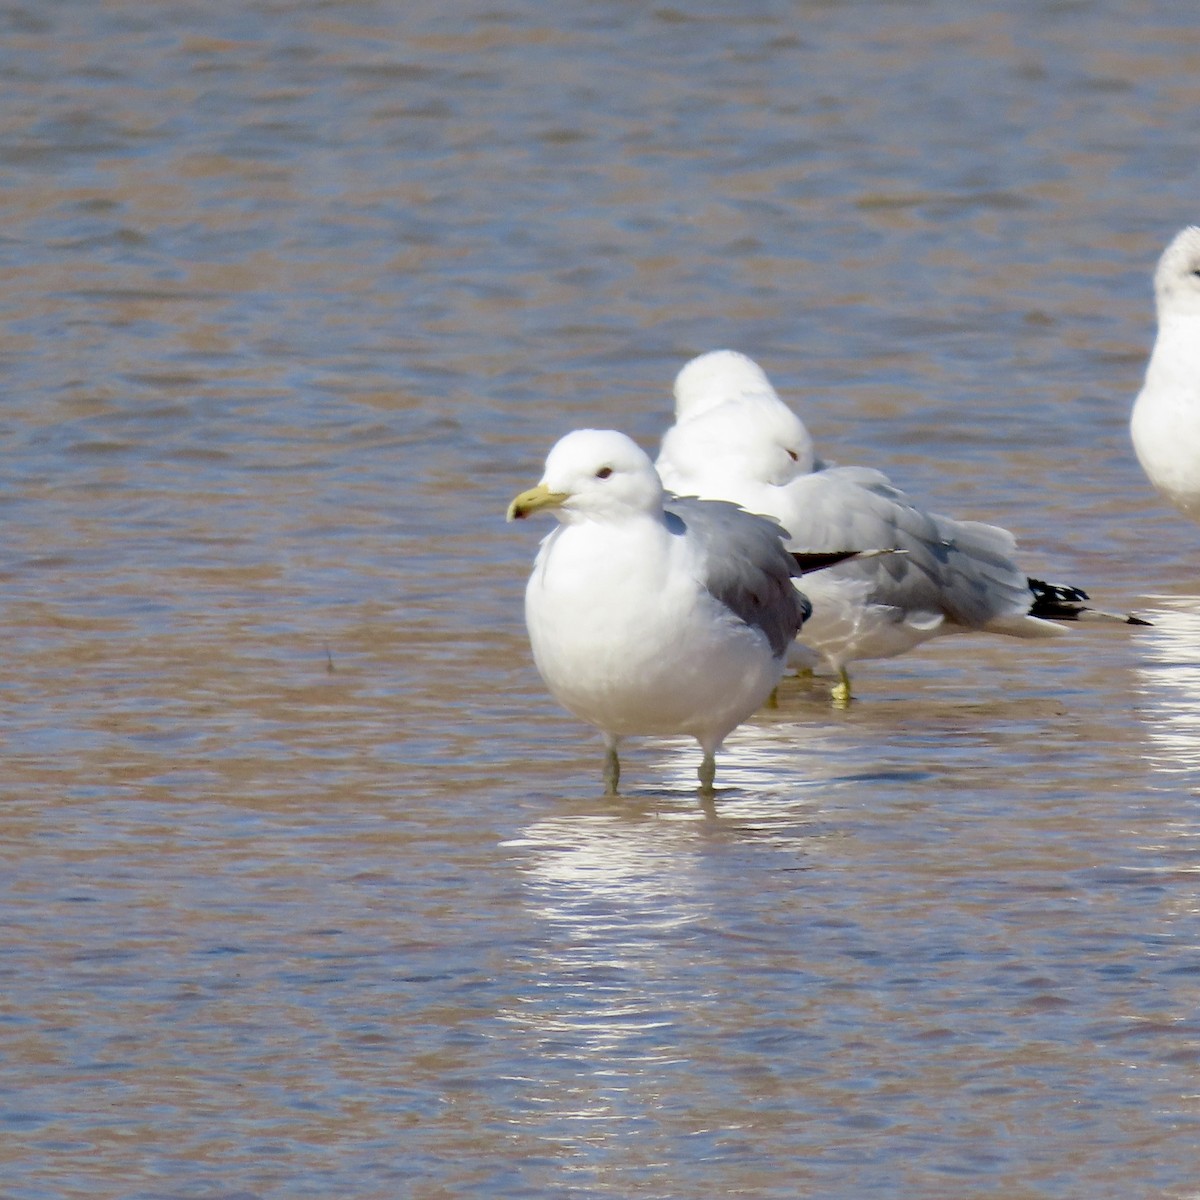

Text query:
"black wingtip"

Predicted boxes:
[[1027, 577, 1089, 618], [1027, 577, 1153, 626], [790, 549, 863, 575]]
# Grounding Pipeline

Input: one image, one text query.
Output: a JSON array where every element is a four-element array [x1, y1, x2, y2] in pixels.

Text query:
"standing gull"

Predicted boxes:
[[507, 429, 810, 796], [1130, 226, 1200, 523], [659, 351, 1148, 703]]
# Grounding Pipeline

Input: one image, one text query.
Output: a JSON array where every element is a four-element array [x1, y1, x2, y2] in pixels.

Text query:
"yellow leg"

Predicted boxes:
[[603, 742, 620, 796], [698, 752, 716, 796], [830, 668, 853, 707]]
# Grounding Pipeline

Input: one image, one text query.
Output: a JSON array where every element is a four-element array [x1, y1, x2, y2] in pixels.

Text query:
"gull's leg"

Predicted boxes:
[[698, 752, 717, 796], [603, 736, 620, 796], [830, 668, 853, 707]]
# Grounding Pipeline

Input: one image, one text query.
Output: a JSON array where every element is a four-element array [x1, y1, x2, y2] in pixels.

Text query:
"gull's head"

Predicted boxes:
[[507, 429, 664, 524], [673, 350, 781, 423], [661, 396, 815, 486], [1154, 226, 1200, 318]]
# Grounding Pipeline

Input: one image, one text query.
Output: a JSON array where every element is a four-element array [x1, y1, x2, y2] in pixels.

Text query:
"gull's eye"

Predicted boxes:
[[595, 466, 613, 479], [786, 449, 799, 462]]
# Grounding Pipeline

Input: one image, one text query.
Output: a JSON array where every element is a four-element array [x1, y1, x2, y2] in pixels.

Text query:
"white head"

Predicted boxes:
[[673, 350, 783, 423], [659, 396, 814, 488], [1154, 226, 1200, 320], [507, 429, 665, 525]]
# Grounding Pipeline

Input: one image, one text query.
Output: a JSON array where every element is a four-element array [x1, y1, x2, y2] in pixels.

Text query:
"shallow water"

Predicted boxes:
[[2, 1, 1200, 1197]]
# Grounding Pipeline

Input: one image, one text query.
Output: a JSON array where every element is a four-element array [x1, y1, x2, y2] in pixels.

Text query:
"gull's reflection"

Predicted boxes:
[[1127, 596, 1200, 932], [1134, 595, 1200, 777], [498, 759, 824, 1151], [499, 808, 715, 1143]]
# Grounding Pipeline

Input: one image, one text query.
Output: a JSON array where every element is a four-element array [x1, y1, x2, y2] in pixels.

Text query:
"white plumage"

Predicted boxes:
[[1130, 226, 1200, 523]]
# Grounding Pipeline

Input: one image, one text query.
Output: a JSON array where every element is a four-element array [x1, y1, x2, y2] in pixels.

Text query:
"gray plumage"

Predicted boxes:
[[657, 352, 1148, 703], [788, 466, 1035, 628], [664, 497, 811, 657]]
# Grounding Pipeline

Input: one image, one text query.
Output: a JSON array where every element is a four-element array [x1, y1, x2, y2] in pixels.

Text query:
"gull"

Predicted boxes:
[[507, 428, 812, 796], [659, 351, 1149, 703], [1130, 226, 1200, 523], [674, 348, 818, 471]]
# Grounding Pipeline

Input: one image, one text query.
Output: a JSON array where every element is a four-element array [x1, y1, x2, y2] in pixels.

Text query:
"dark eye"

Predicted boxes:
[[595, 466, 613, 479], [786, 449, 799, 462]]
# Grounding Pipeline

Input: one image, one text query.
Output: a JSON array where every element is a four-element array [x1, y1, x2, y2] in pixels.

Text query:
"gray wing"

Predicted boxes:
[[664, 497, 810, 657], [782, 467, 1033, 626]]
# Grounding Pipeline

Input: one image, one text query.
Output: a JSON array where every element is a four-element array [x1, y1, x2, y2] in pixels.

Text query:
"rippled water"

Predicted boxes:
[[3, 1, 1199, 1196]]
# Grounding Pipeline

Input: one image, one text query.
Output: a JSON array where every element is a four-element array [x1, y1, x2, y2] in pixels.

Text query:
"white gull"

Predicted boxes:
[[508, 428, 812, 795]]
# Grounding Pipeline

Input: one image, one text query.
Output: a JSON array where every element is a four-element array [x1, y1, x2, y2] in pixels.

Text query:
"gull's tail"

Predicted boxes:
[[1027, 578, 1152, 627]]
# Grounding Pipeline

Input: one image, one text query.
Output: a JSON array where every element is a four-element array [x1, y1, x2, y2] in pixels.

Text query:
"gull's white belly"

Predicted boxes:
[[525, 522, 781, 743], [1132, 380, 1200, 520]]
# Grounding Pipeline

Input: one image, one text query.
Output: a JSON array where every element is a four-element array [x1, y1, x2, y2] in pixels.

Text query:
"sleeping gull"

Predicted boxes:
[[1130, 226, 1200, 523], [674, 348, 818, 470], [507, 428, 811, 796], [659, 351, 1149, 703]]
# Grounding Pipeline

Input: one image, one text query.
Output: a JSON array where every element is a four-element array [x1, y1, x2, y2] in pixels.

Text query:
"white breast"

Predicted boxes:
[[524, 516, 781, 745], [1131, 319, 1200, 520]]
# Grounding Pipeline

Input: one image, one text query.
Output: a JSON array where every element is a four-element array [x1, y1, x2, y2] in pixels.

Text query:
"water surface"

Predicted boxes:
[[2, 1, 1199, 1197]]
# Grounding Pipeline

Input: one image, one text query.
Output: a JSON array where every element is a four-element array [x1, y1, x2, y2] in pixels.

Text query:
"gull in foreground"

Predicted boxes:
[[1130, 226, 1200, 523], [507, 428, 811, 796], [659, 351, 1149, 703]]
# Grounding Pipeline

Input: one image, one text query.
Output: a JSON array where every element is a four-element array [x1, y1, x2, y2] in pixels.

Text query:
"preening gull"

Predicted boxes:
[[1130, 226, 1200, 523], [507, 428, 811, 795], [659, 351, 1149, 703]]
